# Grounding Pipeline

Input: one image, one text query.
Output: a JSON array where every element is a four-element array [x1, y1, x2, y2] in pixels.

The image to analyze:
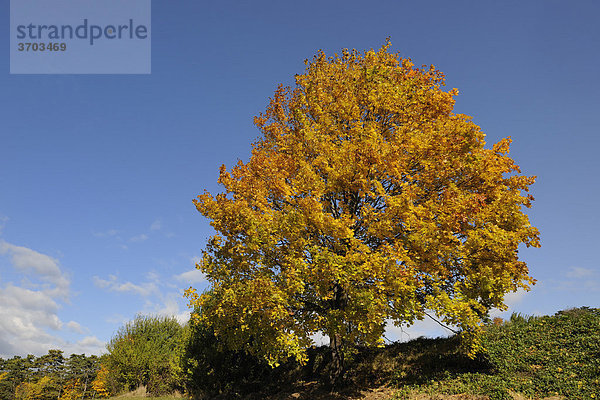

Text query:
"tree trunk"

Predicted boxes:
[[82, 374, 88, 399], [329, 333, 344, 387], [328, 281, 347, 387]]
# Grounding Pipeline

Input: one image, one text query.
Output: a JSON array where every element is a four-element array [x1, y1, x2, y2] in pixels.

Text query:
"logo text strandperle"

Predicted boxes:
[[16, 19, 148, 45]]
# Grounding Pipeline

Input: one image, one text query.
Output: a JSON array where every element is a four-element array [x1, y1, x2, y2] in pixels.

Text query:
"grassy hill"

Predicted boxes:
[[107, 307, 599, 399], [197, 307, 599, 399]]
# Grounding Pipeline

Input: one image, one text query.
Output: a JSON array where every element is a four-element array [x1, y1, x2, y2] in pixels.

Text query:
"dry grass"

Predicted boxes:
[[109, 387, 566, 400]]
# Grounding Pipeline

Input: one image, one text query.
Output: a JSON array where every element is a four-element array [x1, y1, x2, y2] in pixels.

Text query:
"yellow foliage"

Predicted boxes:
[[60, 379, 83, 400], [91, 365, 111, 398], [188, 40, 540, 366], [15, 376, 53, 400]]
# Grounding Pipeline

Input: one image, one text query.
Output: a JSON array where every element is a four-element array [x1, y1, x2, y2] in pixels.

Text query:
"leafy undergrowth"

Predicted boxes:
[[190, 307, 600, 399], [392, 307, 600, 400]]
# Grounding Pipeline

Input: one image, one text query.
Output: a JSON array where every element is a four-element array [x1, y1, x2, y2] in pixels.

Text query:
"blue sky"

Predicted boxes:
[[1, 0, 599, 357]]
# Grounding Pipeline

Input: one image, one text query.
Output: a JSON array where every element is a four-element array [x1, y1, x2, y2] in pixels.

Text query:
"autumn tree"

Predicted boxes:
[[187, 41, 540, 382], [90, 365, 110, 398], [14, 376, 55, 400]]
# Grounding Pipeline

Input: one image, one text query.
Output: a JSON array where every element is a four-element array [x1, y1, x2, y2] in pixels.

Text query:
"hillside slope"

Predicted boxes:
[[215, 307, 599, 400]]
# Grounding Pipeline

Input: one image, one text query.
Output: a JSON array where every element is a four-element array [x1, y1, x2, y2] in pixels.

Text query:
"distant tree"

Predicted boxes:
[[34, 350, 64, 378], [0, 367, 10, 400], [187, 41, 540, 383], [0, 355, 35, 400], [32, 350, 64, 399], [1, 352, 101, 400], [106, 315, 184, 396], [14, 376, 54, 400], [63, 354, 100, 399], [90, 365, 110, 399], [58, 379, 82, 400]]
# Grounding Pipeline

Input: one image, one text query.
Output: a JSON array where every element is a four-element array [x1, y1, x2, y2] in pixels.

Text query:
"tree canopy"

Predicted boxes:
[[186, 42, 540, 374]]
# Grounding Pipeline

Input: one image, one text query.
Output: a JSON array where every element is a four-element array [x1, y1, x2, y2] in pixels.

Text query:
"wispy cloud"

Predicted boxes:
[[95, 220, 164, 247], [129, 234, 148, 243], [65, 336, 105, 355], [174, 269, 206, 285], [504, 288, 529, 308], [92, 270, 191, 325], [173, 256, 207, 285], [144, 293, 191, 324], [93, 275, 159, 297], [0, 240, 70, 298], [92, 229, 119, 238], [65, 321, 87, 334], [0, 215, 8, 234], [146, 271, 160, 282], [150, 220, 161, 231], [566, 266, 596, 279]]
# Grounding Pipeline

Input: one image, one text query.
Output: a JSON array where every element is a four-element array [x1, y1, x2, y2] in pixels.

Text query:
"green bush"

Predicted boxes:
[[106, 315, 184, 396]]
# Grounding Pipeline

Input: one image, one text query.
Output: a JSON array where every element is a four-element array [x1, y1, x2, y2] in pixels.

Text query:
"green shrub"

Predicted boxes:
[[106, 315, 184, 396]]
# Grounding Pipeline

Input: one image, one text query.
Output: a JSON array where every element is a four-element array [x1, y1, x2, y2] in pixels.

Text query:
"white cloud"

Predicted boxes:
[[150, 220, 162, 231], [96, 221, 163, 246], [0, 285, 62, 337], [66, 321, 86, 334], [385, 315, 456, 342], [129, 234, 148, 243], [144, 294, 191, 325], [105, 313, 130, 326], [308, 316, 457, 346], [566, 266, 596, 279], [0, 215, 8, 234], [0, 241, 70, 297], [92, 229, 119, 238], [146, 271, 160, 282], [93, 275, 159, 297], [0, 240, 97, 358], [504, 288, 528, 308], [93, 274, 113, 289], [93, 272, 191, 329], [61, 336, 106, 357], [77, 335, 104, 348], [174, 269, 206, 285], [2, 284, 59, 314], [93, 269, 194, 325], [116, 281, 157, 296]]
